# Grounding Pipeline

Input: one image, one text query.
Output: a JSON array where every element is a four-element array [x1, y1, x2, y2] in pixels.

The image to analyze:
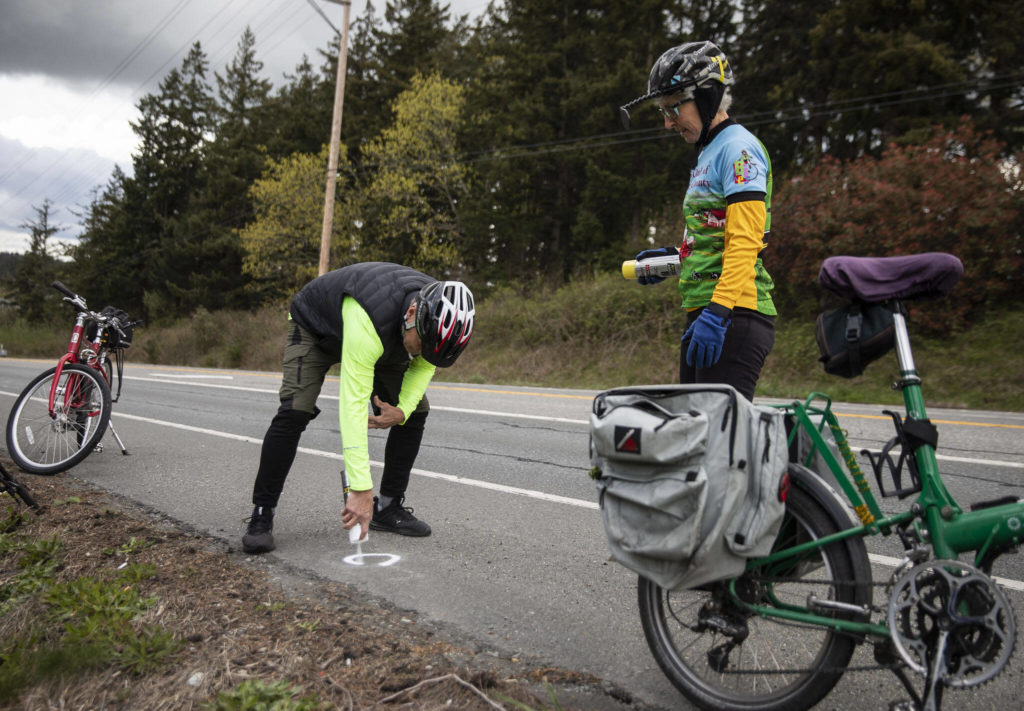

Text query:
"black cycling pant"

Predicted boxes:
[[679, 306, 775, 402]]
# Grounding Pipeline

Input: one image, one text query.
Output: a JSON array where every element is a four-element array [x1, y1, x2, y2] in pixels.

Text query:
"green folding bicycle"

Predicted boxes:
[[638, 253, 1021, 711]]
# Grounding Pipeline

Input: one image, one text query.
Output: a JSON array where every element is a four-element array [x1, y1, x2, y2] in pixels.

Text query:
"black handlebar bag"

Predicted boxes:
[[85, 306, 134, 348]]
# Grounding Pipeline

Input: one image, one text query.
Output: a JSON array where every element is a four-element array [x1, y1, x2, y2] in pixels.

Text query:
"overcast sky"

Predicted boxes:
[[0, 0, 484, 254]]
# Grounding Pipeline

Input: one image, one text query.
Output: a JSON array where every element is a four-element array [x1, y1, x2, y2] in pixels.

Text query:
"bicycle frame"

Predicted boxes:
[[47, 311, 109, 419], [740, 300, 1024, 640]]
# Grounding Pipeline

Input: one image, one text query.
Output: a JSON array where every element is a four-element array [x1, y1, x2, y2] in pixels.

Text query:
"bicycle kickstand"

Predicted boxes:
[[107, 421, 129, 456]]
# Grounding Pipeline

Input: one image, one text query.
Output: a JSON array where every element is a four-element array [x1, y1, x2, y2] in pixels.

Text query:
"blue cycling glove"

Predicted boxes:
[[683, 304, 731, 369], [634, 246, 678, 285]]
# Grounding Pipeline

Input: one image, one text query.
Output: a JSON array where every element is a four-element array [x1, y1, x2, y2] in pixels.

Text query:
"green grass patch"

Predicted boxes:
[[0, 514, 180, 703], [203, 679, 325, 711]]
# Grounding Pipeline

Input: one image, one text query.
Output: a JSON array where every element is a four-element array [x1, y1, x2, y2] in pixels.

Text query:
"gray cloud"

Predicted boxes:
[[0, 0, 341, 91], [0, 134, 116, 239]]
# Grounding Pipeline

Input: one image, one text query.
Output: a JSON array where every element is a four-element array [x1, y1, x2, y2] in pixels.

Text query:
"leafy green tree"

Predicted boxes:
[[10, 200, 64, 321], [241, 146, 358, 304], [356, 72, 469, 274], [343, 0, 469, 160]]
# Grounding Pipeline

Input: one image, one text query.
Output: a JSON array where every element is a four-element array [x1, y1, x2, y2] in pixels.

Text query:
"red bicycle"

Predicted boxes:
[[5, 282, 141, 474]]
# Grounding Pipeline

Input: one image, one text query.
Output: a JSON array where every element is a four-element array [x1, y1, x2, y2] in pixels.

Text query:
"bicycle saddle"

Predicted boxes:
[[818, 253, 963, 303]]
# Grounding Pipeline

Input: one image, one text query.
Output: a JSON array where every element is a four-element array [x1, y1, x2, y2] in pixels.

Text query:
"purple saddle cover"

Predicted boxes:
[[818, 253, 963, 302]]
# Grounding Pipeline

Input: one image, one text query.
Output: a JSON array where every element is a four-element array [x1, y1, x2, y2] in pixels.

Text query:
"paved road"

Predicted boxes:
[[3, 357, 1024, 710]]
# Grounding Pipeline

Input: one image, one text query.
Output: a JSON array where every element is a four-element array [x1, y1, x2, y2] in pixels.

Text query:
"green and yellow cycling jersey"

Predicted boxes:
[[679, 120, 776, 315]]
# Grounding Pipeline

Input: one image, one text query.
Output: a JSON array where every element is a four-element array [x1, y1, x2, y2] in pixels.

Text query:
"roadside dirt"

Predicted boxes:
[[0, 461, 639, 710]]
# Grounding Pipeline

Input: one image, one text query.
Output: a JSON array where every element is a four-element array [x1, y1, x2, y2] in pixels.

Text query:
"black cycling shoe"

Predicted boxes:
[[370, 496, 431, 537], [242, 506, 275, 553]]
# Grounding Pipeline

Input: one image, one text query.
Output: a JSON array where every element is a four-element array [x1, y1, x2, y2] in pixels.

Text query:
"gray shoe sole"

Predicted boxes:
[[242, 534, 275, 554]]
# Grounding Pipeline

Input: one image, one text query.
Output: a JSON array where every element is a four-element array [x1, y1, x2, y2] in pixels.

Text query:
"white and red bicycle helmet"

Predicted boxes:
[[415, 281, 475, 367]]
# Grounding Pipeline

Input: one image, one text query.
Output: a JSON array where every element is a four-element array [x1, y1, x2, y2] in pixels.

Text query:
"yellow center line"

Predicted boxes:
[[834, 412, 1024, 430], [120, 361, 1024, 429]]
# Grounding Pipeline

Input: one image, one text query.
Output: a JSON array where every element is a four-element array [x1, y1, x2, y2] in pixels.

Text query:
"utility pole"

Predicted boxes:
[[318, 0, 352, 276]]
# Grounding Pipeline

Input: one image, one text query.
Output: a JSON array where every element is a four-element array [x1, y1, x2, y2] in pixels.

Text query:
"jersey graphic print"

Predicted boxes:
[[733, 150, 759, 185]]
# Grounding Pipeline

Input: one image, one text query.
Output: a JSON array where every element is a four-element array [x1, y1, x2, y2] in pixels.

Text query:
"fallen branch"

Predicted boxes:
[[376, 673, 505, 710]]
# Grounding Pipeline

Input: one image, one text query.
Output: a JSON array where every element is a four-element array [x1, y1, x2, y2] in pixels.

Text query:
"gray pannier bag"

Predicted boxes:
[[589, 384, 788, 591]]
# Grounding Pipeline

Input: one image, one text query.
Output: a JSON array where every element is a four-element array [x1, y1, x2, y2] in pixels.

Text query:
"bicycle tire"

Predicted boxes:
[[638, 464, 872, 711], [5, 364, 112, 475]]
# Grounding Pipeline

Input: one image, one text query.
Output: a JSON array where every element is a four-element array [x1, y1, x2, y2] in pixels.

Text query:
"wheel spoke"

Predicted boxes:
[[6, 365, 111, 474], [637, 480, 867, 711]]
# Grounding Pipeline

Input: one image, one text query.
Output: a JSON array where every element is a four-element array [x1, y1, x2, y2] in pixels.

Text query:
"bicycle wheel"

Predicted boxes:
[[5, 364, 112, 475], [638, 466, 871, 711]]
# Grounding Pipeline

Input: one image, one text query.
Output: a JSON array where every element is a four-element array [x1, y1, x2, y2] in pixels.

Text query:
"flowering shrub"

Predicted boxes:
[[770, 119, 1023, 332]]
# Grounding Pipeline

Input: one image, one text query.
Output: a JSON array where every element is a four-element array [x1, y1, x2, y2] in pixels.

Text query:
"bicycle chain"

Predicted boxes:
[[709, 567, 1010, 679], [695, 572, 903, 675]]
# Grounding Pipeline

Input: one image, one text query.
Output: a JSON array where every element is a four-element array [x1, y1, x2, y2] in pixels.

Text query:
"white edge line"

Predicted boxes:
[[109, 410, 599, 511], [148, 373, 234, 380], [869, 553, 1024, 592], [105, 412, 1024, 589], [122, 377, 1024, 471]]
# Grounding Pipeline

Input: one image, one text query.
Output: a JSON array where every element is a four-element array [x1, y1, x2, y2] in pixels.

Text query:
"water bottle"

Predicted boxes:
[[621, 252, 681, 280]]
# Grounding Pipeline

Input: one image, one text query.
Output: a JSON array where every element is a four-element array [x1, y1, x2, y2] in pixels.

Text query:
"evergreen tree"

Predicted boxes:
[[163, 28, 274, 313], [343, 0, 468, 159], [123, 42, 215, 318], [457, 0, 692, 284], [734, 0, 1024, 171], [66, 168, 142, 313], [11, 200, 63, 322], [265, 55, 333, 159]]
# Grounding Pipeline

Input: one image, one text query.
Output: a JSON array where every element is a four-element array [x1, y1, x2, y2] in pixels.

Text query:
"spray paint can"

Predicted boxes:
[[621, 252, 681, 280]]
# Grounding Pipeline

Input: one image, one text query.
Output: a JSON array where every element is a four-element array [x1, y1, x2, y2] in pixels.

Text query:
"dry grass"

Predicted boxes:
[[0, 462, 616, 711]]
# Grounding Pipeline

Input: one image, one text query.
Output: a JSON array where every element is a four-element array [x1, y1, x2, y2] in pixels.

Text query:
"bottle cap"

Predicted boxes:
[[348, 524, 365, 544], [621, 260, 636, 280]]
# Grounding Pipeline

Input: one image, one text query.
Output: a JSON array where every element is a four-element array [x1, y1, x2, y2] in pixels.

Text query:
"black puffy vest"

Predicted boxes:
[[289, 262, 434, 365]]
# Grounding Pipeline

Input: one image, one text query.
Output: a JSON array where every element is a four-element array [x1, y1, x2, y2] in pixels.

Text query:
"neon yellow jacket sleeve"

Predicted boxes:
[[712, 199, 768, 311], [338, 297, 436, 491], [339, 298, 383, 492], [396, 357, 435, 421]]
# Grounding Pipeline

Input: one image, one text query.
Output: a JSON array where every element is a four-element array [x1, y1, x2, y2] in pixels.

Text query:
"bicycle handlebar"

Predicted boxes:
[[51, 280, 76, 299], [50, 282, 141, 341], [51, 280, 89, 313]]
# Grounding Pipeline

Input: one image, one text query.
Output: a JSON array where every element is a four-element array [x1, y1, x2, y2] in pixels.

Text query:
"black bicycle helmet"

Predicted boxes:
[[415, 281, 475, 367], [620, 41, 734, 146]]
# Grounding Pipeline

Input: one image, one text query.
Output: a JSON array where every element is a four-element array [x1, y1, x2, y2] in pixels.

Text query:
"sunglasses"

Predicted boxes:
[[655, 99, 690, 119]]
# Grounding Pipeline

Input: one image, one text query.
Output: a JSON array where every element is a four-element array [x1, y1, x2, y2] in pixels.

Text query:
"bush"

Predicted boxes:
[[770, 119, 1023, 333]]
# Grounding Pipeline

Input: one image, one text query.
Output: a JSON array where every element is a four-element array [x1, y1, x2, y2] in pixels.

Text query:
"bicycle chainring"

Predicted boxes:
[[887, 559, 1015, 688]]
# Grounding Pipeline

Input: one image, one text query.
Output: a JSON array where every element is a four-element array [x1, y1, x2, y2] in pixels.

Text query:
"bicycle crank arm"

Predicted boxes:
[[807, 594, 872, 620], [921, 630, 949, 711]]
